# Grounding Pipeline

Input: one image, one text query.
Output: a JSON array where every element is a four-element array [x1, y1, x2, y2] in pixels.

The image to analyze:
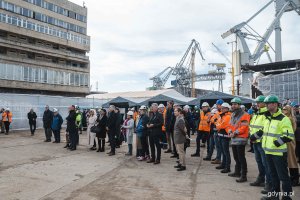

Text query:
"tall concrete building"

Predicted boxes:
[[0, 0, 90, 97]]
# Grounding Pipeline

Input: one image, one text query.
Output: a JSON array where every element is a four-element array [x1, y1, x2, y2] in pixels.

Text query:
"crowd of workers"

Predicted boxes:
[[1, 94, 300, 200]]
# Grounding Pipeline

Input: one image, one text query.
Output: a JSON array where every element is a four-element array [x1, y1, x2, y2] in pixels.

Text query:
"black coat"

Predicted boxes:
[[28, 112, 37, 124], [66, 110, 77, 132], [96, 115, 107, 138], [43, 110, 53, 128], [165, 108, 173, 132], [107, 111, 117, 134], [148, 111, 163, 136]]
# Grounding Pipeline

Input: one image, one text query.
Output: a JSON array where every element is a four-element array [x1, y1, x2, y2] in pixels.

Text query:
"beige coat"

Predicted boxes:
[[287, 116, 299, 169]]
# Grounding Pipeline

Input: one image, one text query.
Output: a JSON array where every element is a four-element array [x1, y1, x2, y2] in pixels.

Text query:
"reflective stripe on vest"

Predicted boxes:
[[263, 147, 287, 153], [249, 125, 264, 129]]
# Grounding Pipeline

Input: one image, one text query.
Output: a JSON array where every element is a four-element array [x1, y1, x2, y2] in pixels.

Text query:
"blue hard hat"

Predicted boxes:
[[247, 108, 254, 115], [216, 99, 224, 105]]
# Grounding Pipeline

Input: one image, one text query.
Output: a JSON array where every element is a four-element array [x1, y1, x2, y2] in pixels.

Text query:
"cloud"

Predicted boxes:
[[70, 0, 300, 93]]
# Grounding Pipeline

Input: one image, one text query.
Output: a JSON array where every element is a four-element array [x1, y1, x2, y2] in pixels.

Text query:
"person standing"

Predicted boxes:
[[122, 111, 135, 156], [43, 105, 53, 142], [282, 105, 300, 186], [173, 107, 187, 171], [96, 109, 107, 152], [2, 108, 12, 135], [106, 105, 117, 156], [249, 95, 272, 192], [228, 98, 250, 183], [165, 101, 174, 153], [261, 95, 294, 200], [295, 105, 300, 164], [51, 108, 63, 143], [87, 109, 97, 150], [147, 103, 163, 164], [115, 108, 123, 147], [66, 105, 77, 151], [27, 109, 37, 136], [136, 105, 150, 161], [0, 108, 5, 133], [192, 102, 211, 157], [215, 103, 232, 174]]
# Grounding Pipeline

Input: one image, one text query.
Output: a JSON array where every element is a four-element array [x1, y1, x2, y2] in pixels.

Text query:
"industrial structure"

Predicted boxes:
[[0, 0, 90, 97], [150, 39, 226, 97], [221, 0, 300, 97]]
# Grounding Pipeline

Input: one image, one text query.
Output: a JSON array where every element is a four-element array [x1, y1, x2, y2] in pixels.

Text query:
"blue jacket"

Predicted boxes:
[[51, 114, 63, 131], [136, 114, 149, 137]]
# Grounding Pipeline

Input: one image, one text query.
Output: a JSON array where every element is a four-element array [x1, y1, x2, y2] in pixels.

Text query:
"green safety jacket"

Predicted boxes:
[[75, 111, 82, 128], [249, 107, 267, 143], [262, 109, 294, 156]]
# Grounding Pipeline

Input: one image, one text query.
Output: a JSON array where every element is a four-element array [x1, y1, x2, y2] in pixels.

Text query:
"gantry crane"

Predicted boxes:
[[222, 0, 300, 66], [150, 39, 226, 97]]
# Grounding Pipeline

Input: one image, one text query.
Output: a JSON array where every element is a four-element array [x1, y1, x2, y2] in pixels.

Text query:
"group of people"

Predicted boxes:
[[3, 94, 300, 200], [0, 108, 13, 135]]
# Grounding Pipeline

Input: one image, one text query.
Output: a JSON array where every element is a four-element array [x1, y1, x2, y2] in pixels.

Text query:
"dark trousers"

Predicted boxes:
[[232, 145, 247, 176], [4, 121, 10, 133], [75, 128, 79, 145], [195, 131, 209, 154], [140, 135, 150, 157], [109, 131, 116, 153], [220, 137, 231, 169], [69, 130, 78, 149], [266, 153, 293, 199], [253, 142, 271, 184], [214, 134, 222, 160], [29, 122, 36, 135], [296, 141, 300, 162], [97, 138, 105, 151], [171, 131, 177, 155], [160, 131, 167, 148], [149, 134, 161, 161], [44, 127, 52, 141], [52, 129, 61, 142]]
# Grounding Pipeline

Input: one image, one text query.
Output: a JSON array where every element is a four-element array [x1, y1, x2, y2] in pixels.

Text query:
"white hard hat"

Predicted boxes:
[[53, 108, 58, 112], [130, 107, 135, 111], [202, 102, 209, 107], [183, 105, 190, 109], [221, 103, 231, 109], [127, 111, 134, 116], [158, 104, 165, 108], [139, 105, 147, 110], [5, 108, 10, 111]]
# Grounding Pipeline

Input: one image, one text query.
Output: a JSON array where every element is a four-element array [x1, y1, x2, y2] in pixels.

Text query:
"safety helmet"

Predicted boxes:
[[127, 111, 134, 116], [264, 95, 279, 103], [202, 102, 209, 107], [247, 108, 254, 115], [221, 103, 231, 109], [158, 104, 165, 109], [139, 105, 147, 110], [255, 95, 266, 103], [53, 108, 58, 112], [231, 97, 242, 104], [183, 105, 190, 110], [216, 99, 224, 105]]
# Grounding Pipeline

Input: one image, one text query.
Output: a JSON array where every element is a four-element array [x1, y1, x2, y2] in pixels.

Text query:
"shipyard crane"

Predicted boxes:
[[150, 39, 226, 96], [222, 0, 300, 67]]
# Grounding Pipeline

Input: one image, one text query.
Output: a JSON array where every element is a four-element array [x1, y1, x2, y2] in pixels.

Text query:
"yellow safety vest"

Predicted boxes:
[[249, 107, 267, 143], [262, 109, 294, 156]]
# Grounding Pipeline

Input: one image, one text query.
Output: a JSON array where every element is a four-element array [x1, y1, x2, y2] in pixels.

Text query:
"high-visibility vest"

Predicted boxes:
[[198, 111, 211, 132], [2, 112, 12, 123], [249, 107, 267, 143], [162, 108, 166, 132], [216, 111, 231, 137], [262, 109, 294, 156], [229, 111, 250, 145]]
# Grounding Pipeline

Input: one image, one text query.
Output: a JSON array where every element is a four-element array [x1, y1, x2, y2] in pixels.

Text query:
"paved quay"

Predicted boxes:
[[0, 129, 299, 200]]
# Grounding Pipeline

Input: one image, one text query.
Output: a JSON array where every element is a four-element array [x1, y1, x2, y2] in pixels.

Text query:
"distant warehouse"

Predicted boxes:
[[0, 0, 90, 97]]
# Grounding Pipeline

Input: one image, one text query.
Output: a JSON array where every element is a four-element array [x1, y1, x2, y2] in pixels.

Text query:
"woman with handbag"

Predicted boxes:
[[96, 109, 108, 152], [87, 109, 97, 150]]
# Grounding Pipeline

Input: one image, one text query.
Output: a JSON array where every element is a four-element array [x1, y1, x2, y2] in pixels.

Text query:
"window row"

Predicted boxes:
[[23, 0, 87, 22], [0, 0, 86, 34], [0, 63, 89, 87], [0, 13, 89, 45]]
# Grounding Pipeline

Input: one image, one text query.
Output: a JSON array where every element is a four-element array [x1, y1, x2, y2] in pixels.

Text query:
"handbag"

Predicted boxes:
[[90, 125, 101, 134]]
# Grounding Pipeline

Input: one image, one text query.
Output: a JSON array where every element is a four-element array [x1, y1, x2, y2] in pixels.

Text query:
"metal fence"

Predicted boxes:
[[0, 93, 107, 130]]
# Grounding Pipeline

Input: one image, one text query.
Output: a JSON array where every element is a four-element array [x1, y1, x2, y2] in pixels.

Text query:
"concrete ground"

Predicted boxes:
[[0, 130, 299, 200]]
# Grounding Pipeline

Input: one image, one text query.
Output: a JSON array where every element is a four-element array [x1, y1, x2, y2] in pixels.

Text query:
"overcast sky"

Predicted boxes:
[[70, 0, 300, 93]]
